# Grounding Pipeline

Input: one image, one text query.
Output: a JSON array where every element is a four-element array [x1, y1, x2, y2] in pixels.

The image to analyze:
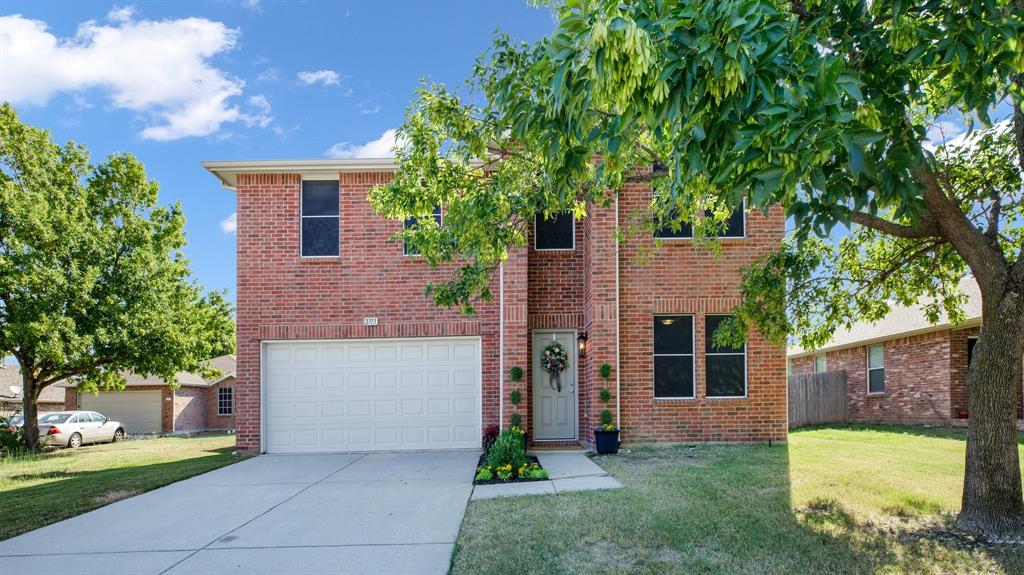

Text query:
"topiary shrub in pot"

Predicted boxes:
[[594, 363, 619, 454]]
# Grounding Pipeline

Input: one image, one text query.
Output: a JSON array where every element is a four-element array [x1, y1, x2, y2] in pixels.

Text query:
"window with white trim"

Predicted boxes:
[[705, 314, 746, 398], [218, 387, 233, 416], [301, 180, 340, 257], [814, 354, 827, 373], [403, 205, 442, 256], [867, 344, 885, 393], [653, 315, 695, 399], [534, 212, 574, 250]]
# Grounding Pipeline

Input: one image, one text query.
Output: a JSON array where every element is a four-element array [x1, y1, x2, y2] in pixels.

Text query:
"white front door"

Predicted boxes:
[[263, 337, 481, 454], [532, 331, 578, 441]]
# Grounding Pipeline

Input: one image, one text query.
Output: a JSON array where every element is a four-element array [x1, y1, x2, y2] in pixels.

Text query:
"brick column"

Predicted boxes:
[[501, 246, 529, 431], [581, 198, 620, 447]]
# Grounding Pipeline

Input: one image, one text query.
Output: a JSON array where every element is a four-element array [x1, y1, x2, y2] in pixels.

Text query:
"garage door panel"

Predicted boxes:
[[79, 390, 161, 434], [264, 337, 480, 453]]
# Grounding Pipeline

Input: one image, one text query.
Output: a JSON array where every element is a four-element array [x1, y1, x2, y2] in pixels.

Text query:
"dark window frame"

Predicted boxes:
[[534, 212, 576, 251], [653, 314, 696, 400], [867, 344, 885, 394], [705, 314, 748, 399], [300, 180, 340, 258], [218, 387, 234, 416], [403, 205, 443, 256], [654, 200, 747, 240]]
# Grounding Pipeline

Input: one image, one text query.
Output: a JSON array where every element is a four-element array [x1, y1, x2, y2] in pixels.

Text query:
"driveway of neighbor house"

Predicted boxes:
[[0, 450, 480, 575]]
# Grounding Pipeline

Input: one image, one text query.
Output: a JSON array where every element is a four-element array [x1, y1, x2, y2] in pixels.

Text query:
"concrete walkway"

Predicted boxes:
[[0, 450, 480, 575], [471, 451, 622, 500]]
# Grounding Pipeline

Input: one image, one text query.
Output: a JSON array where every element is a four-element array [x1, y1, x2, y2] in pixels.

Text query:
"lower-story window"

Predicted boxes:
[[705, 314, 747, 398], [867, 344, 885, 394], [218, 387, 233, 416], [653, 315, 695, 399]]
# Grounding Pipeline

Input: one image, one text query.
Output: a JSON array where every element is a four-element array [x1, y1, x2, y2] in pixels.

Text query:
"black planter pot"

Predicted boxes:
[[594, 429, 620, 454]]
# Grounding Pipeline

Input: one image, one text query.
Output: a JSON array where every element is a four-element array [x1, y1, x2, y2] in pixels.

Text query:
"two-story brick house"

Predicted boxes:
[[204, 158, 787, 454]]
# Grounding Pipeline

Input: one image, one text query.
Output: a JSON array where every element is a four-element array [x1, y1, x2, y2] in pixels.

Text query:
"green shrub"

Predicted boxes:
[[510, 389, 522, 406], [486, 427, 527, 470], [510, 412, 522, 428], [475, 466, 494, 481], [509, 365, 523, 382], [0, 416, 28, 458], [600, 409, 613, 427], [599, 363, 612, 380], [529, 467, 549, 480], [599, 387, 611, 403]]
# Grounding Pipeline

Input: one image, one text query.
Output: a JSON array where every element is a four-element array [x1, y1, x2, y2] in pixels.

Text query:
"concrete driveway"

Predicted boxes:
[[0, 450, 480, 575]]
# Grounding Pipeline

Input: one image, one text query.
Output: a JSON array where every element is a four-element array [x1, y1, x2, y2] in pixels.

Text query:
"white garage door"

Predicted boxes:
[[79, 390, 162, 434], [263, 337, 481, 453]]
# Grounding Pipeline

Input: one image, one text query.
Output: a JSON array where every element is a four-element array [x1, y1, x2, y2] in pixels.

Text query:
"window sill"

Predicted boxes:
[[706, 395, 748, 401], [654, 397, 696, 403], [217, 413, 233, 417], [866, 392, 885, 397], [298, 256, 341, 263]]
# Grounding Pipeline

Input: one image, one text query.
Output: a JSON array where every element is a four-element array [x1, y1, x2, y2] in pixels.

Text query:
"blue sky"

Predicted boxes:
[[1, 1, 555, 305]]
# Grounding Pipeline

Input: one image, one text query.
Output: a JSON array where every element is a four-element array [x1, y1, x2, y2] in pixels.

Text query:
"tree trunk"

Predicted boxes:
[[20, 369, 40, 450], [958, 286, 1024, 536]]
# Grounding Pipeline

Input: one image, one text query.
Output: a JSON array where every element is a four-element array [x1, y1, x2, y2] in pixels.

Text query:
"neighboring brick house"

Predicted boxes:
[[0, 366, 65, 415], [788, 278, 1024, 426], [203, 158, 787, 454], [60, 355, 236, 434]]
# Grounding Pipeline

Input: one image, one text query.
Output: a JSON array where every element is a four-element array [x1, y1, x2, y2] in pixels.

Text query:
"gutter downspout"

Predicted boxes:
[[615, 196, 621, 428], [499, 262, 505, 430]]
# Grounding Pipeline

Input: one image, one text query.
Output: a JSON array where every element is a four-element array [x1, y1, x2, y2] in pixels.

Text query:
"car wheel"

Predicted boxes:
[[112, 428, 125, 442], [68, 433, 83, 449]]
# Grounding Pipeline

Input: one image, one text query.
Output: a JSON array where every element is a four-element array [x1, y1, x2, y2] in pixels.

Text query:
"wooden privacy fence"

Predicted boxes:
[[788, 371, 848, 428]]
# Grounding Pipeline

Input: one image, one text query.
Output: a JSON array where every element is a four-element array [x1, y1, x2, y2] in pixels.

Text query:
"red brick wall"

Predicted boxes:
[[203, 377, 236, 431], [173, 386, 206, 432], [792, 326, 1023, 426], [614, 182, 788, 443], [235, 172, 508, 453], [234, 170, 787, 451]]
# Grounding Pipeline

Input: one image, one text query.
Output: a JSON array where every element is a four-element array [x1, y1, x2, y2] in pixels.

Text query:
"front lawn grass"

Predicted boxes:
[[0, 434, 242, 540], [451, 425, 1024, 574]]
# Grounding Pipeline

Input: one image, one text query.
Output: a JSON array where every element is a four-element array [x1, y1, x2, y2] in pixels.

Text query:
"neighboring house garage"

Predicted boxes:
[[78, 390, 162, 434], [62, 354, 237, 435], [264, 339, 480, 453]]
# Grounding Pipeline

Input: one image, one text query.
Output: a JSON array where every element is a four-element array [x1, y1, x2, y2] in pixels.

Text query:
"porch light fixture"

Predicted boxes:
[[660, 317, 675, 326], [577, 332, 588, 358]]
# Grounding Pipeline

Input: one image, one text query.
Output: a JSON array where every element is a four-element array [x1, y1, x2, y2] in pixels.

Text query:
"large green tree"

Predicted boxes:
[[370, 0, 1024, 535], [0, 104, 235, 449]]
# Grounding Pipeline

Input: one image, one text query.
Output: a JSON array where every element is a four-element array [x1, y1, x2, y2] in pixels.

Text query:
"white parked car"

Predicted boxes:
[[36, 411, 126, 448]]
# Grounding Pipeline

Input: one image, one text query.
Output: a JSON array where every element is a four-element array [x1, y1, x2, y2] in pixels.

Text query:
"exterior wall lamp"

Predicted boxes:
[[577, 332, 588, 358]]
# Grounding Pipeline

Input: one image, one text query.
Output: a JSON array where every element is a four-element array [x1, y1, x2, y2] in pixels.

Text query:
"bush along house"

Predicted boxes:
[[204, 158, 788, 454]]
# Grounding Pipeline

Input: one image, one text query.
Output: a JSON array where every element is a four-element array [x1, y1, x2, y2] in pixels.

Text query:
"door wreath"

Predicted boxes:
[[542, 341, 569, 392]]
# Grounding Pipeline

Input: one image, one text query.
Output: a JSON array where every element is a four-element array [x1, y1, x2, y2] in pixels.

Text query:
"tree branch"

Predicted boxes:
[[847, 210, 939, 239]]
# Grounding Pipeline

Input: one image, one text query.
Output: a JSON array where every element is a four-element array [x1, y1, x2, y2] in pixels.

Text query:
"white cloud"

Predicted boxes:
[[241, 0, 262, 11], [219, 212, 237, 234], [107, 5, 136, 23], [0, 14, 264, 141], [357, 100, 381, 115], [925, 120, 966, 151], [242, 94, 272, 128], [297, 70, 340, 87], [325, 129, 403, 159], [257, 67, 279, 82]]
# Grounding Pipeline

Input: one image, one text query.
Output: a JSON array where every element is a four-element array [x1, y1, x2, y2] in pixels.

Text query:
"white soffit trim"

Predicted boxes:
[[202, 157, 491, 190]]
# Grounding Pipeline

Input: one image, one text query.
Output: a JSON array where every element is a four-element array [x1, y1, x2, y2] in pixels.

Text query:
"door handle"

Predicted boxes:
[[570, 381, 575, 393]]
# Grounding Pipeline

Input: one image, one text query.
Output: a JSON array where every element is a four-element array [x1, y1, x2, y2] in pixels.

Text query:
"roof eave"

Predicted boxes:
[[787, 317, 982, 358]]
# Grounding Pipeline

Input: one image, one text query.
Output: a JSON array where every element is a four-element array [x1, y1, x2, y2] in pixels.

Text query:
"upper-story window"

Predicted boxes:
[[301, 180, 340, 257], [534, 212, 574, 250], [404, 205, 443, 256], [654, 204, 745, 239]]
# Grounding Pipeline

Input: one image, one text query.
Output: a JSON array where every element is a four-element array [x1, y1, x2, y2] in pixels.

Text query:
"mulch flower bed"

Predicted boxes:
[[473, 453, 549, 485]]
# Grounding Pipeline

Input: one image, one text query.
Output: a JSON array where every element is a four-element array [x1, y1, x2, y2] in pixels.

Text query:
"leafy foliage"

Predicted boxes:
[[0, 417, 28, 458], [0, 103, 236, 446], [485, 427, 528, 471], [509, 365, 523, 382]]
